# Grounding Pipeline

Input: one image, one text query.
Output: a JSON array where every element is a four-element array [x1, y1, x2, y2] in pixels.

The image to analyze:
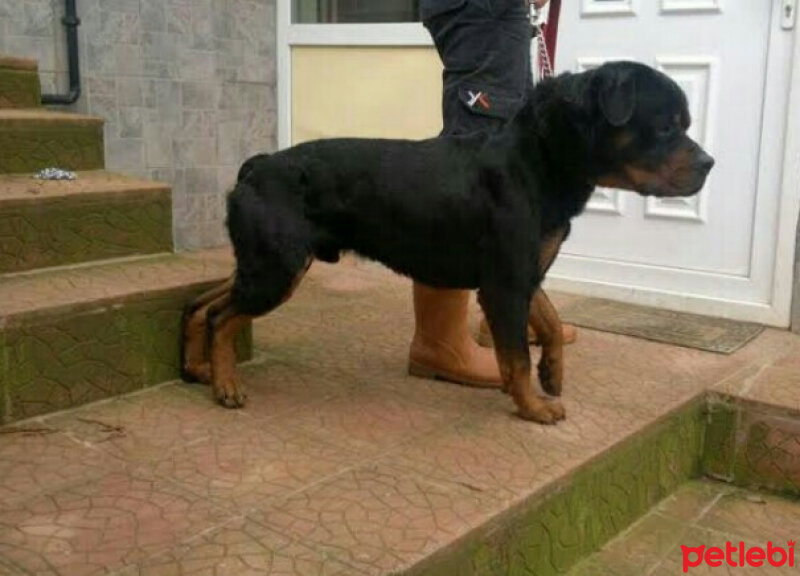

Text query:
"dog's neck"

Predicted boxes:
[[510, 76, 600, 230]]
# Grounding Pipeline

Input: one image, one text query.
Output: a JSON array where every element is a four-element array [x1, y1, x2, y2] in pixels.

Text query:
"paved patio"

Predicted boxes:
[[569, 480, 800, 575], [0, 257, 798, 575]]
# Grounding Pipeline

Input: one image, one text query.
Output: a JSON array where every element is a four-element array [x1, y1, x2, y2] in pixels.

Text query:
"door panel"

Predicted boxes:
[[548, 1, 784, 319]]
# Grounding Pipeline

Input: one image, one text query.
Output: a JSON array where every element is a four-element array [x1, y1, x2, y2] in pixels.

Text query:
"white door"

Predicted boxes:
[[546, 0, 796, 326]]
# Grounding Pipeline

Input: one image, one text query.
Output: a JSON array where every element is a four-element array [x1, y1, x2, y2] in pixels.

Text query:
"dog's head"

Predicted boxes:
[[567, 61, 714, 198]]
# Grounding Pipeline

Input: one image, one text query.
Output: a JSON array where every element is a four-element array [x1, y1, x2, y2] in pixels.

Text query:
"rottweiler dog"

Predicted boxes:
[[181, 61, 714, 425]]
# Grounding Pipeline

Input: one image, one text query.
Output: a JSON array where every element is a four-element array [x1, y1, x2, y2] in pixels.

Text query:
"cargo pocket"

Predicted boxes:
[[458, 85, 523, 120], [420, 0, 468, 21]]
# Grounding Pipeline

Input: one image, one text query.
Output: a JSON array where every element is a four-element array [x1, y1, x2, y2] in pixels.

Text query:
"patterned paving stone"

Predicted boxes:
[[0, 109, 105, 174], [0, 251, 250, 424], [228, 357, 361, 421], [257, 465, 501, 575], [0, 251, 233, 319], [0, 170, 172, 273], [697, 488, 800, 543], [148, 418, 362, 513], [2, 259, 799, 575], [571, 482, 800, 576], [382, 415, 583, 502], [0, 426, 120, 508], [733, 409, 800, 496], [285, 389, 454, 457], [0, 471, 234, 576], [654, 480, 729, 523], [117, 517, 364, 576], [44, 384, 249, 464], [652, 527, 793, 576], [743, 365, 800, 413], [568, 513, 688, 576], [0, 65, 41, 109]]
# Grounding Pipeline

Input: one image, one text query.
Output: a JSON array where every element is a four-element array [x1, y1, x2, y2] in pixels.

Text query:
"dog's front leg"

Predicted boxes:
[[529, 289, 564, 396], [529, 225, 569, 396], [478, 288, 565, 424]]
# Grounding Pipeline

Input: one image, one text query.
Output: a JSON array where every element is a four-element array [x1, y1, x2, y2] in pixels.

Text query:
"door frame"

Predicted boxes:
[[275, 0, 800, 326]]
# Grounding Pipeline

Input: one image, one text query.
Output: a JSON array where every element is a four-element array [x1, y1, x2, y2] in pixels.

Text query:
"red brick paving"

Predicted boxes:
[[0, 258, 798, 575]]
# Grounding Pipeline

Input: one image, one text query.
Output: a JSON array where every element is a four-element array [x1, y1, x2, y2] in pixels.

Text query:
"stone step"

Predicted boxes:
[[0, 250, 250, 424], [0, 108, 104, 174], [0, 260, 798, 575], [0, 56, 41, 109], [0, 170, 172, 274], [566, 480, 800, 576]]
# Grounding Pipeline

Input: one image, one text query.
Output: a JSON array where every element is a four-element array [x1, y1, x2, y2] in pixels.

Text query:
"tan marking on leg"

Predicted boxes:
[[529, 289, 564, 396], [182, 277, 234, 383], [209, 303, 251, 408], [280, 257, 313, 305], [529, 227, 568, 396], [495, 348, 565, 424], [208, 259, 312, 408]]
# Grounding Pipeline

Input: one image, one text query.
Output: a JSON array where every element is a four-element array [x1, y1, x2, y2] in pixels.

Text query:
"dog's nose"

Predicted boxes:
[[697, 151, 715, 173]]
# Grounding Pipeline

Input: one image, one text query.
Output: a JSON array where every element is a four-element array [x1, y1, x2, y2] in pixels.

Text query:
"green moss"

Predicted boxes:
[[702, 398, 739, 481], [0, 286, 252, 424], [0, 192, 173, 273], [0, 122, 104, 174], [406, 403, 706, 576], [0, 68, 41, 108], [733, 412, 800, 497]]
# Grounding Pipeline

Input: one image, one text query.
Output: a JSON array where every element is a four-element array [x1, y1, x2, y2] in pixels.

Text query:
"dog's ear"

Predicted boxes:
[[597, 66, 636, 127]]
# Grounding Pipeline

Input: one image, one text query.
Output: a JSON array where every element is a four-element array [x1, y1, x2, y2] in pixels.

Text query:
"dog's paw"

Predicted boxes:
[[517, 397, 565, 425], [214, 380, 246, 409], [545, 398, 566, 421], [537, 356, 563, 397], [182, 362, 211, 385]]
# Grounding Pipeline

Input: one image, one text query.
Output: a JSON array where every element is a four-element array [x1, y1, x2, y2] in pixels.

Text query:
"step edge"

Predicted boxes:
[[0, 56, 38, 72], [0, 182, 171, 205], [2, 275, 225, 328], [0, 109, 105, 124], [0, 252, 233, 325], [399, 392, 708, 576]]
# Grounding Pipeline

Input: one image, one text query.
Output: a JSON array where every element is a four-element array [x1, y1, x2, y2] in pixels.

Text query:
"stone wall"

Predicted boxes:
[[0, 0, 277, 249]]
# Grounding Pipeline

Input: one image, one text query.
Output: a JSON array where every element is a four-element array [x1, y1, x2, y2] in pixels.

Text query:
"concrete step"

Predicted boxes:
[[0, 170, 172, 274], [0, 250, 250, 424], [567, 480, 800, 575], [0, 261, 798, 575], [0, 108, 104, 174], [0, 56, 41, 109]]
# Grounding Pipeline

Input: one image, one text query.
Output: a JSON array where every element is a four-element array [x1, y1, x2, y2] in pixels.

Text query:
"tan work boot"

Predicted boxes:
[[477, 317, 577, 348], [408, 283, 502, 388]]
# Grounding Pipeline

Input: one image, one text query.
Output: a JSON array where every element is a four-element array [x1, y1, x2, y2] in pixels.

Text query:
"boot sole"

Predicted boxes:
[[408, 359, 503, 389]]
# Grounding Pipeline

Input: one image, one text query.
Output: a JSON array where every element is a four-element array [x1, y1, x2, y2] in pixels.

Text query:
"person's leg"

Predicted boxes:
[[409, 283, 502, 388], [409, 0, 572, 387], [408, 0, 515, 388]]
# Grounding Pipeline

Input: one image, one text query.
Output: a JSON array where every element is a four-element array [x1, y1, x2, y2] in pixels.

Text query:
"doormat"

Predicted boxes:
[[559, 297, 765, 354]]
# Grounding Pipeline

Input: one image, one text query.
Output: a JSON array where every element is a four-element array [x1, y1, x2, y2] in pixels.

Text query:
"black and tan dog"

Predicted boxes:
[[181, 61, 714, 425]]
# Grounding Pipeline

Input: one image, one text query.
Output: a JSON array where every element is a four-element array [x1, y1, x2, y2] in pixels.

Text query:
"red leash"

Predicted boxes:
[[541, 0, 561, 74]]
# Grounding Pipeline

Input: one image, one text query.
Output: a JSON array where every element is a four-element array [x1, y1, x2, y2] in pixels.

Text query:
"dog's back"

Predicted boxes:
[[227, 134, 495, 296]]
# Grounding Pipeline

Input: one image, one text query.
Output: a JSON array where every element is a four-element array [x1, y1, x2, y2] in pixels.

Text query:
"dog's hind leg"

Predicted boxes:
[[207, 294, 252, 408], [207, 256, 313, 408], [478, 288, 565, 424], [181, 276, 234, 384]]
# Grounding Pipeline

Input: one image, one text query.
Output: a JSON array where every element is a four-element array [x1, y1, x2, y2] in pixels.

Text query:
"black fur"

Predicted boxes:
[[225, 61, 713, 358]]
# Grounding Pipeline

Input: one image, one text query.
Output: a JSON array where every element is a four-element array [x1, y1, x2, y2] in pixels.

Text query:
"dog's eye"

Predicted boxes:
[[656, 124, 676, 139]]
